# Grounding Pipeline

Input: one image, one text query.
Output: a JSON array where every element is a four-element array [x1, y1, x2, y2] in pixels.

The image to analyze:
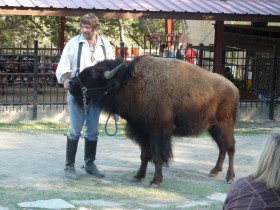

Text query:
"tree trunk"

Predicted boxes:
[[118, 19, 125, 44]]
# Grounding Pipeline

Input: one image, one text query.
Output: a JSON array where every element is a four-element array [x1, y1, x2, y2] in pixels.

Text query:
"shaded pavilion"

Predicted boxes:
[[1, 0, 280, 74]]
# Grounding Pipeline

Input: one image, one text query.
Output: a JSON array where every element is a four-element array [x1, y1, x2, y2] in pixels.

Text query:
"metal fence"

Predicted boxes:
[[0, 39, 279, 120], [194, 44, 280, 120], [0, 42, 66, 114]]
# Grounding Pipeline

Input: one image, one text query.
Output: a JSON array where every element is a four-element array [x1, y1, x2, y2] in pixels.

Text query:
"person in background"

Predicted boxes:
[[223, 133, 280, 210], [176, 44, 184, 60], [185, 44, 197, 64], [39, 56, 53, 86], [56, 13, 115, 179], [43, 56, 52, 71], [6, 56, 18, 84], [168, 44, 175, 58], [159, 43, 166, 57]]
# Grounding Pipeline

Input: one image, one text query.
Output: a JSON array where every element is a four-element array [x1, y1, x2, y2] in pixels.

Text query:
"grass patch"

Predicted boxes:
[[0, 120, 273, 136], [1, 120, 271, 209], [0, 175, 228, 210], [0, 120, 127, 136], [0, 121, 68, 133]]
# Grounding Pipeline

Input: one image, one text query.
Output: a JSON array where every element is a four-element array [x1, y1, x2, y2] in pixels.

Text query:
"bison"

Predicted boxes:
[[69, 55, 239, 187]]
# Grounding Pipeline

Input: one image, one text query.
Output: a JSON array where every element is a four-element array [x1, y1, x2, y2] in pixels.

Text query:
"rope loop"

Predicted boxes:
[[105, 113, 118, 136]]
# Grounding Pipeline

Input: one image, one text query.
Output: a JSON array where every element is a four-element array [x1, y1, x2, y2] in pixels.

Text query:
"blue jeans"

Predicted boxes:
[[67, 92, 101, 141]]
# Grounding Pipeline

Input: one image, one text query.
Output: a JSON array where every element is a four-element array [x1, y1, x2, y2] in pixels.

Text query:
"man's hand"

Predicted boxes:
[[63, 79, 70, 89], [60, 72, 72, 89]]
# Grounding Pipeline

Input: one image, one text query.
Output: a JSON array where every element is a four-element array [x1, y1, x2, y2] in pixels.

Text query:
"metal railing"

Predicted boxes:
[[0, 40, 279, 120]]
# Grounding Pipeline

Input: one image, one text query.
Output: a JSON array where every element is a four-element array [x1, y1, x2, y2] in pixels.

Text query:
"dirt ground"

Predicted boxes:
[[0, 124, 279, 209]]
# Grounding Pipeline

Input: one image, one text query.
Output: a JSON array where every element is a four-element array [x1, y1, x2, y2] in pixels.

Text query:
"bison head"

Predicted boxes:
[[69, 57, 125, 106]]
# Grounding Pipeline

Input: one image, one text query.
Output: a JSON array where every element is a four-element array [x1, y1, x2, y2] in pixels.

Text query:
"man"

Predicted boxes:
[[56, 13, 115, 179]]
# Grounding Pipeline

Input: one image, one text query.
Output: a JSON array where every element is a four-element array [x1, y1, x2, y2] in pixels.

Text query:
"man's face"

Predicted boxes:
[[81, 24, 96, 40]]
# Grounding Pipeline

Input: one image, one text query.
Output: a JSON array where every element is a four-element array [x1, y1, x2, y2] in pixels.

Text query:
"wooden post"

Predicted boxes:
[[198, 43, 204, 67], [60, 16, 65, 54], [165, 19, 173, 48], [213, 21, 224, 74], [120, 42, 125, 58], [269, 45, 278, 120]]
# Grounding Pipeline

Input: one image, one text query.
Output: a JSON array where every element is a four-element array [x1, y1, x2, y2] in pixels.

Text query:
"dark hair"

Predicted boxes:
[[79, 13, 101, 30]]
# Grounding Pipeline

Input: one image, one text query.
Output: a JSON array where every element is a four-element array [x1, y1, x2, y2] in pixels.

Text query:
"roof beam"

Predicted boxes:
[[1, 8, 280, 22]]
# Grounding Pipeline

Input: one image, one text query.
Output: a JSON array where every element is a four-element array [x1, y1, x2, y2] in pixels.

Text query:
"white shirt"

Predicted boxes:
[[56, 33, 115, 83]]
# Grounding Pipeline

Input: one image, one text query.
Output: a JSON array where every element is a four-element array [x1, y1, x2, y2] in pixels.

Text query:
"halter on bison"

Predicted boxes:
[[69, 55, 239, 187]]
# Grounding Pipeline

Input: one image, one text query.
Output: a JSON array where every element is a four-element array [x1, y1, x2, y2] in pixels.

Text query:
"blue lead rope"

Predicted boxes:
[[84, 106, 119, 136], [105, 113, 118, 136]]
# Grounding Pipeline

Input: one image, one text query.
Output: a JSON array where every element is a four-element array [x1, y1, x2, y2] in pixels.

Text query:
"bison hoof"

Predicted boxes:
[[149, 183, 161, 189], [226, 177, 234, 184], [130, 177, 142, 183], [209, 168, 222, 177], [208, 172, 218, 177]]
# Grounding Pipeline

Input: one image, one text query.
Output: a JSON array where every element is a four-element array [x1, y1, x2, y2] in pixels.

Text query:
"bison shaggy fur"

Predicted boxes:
[[69, 55, 239, 187]]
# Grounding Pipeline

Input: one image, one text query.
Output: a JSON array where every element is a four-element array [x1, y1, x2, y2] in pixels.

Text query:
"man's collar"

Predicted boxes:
[[79, 33, 101, 45]]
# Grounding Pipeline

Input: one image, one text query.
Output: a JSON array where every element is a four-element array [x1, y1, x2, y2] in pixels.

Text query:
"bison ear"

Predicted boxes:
[[104, 63, 124, 79]]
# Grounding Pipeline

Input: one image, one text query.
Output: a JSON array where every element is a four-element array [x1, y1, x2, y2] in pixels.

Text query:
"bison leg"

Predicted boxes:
[[225, 136, 235, 183], [131, 144, 150, 182], [209, 145, 226, 177], [208, 124, 235, 182], [149, 130, 173, 187], [150, 162, 163, 188]]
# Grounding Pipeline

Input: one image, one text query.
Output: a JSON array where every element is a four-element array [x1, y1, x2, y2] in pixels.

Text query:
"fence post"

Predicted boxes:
[[198, 43, 203, 67], [32, 40, 39, 120], [120, 42, 125, 58], [269, 45, 278, 120]]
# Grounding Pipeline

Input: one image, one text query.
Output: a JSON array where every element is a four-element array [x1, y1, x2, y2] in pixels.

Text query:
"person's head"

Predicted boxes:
[[160, 44, 165, 49], [225, 67, 231, 72], [159, 44, 166, 52], [252, 133, 280, 190], [79, 13, 101, 40]]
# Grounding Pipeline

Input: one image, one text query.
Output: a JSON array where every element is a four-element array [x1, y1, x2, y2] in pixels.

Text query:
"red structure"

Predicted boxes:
[[165, 19, 173, 47]]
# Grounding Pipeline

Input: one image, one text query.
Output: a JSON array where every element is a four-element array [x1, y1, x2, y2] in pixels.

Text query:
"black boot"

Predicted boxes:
[[64, 137, 79, 179], [84, 139, 105, 178]]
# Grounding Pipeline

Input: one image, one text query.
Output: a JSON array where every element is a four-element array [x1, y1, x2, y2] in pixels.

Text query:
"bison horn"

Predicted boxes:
[[104, 63, 124, 79]]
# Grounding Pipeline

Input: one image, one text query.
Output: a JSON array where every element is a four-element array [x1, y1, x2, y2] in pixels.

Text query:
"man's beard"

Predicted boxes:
[[83, 32, 93, 40]]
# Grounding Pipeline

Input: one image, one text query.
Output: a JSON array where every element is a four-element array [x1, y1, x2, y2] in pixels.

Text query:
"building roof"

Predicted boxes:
[[0, 0, 280, 22]]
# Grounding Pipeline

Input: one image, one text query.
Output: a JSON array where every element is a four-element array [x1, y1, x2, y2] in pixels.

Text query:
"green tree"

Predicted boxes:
[[0, 17, 13, 47], [0, 16, 61, 48], [0, 16, 182, 50], [99, 18, 182, 49]]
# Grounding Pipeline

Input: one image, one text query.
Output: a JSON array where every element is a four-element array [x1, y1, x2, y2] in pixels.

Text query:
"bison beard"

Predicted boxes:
[[69, 56, 239, 188]]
